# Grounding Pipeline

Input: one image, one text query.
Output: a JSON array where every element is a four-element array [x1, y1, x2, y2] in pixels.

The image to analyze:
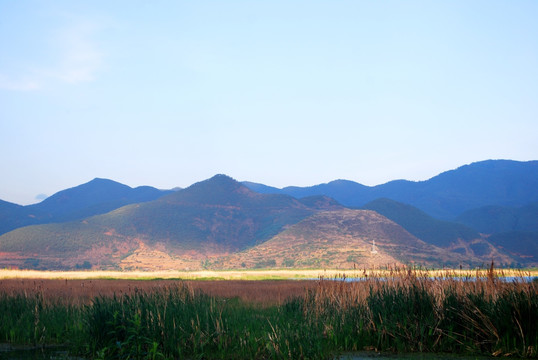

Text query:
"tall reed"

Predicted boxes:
[[0, 292, 85, 347], [83, 285, 332, 359], [301, 267, 538, 357], [0, 267, 536, 359]]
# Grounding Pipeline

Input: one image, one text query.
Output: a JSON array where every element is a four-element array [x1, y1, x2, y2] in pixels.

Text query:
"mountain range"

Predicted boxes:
[[0, 160, 536, 270], [243, 159, 538, 219]]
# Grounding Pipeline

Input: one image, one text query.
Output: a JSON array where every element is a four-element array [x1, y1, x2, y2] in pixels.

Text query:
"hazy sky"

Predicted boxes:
[[1, 1, 537, 205]]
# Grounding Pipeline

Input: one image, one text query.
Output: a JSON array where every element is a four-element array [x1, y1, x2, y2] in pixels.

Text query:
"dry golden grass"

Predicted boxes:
[[0, 267, 536, 280], [0, 269, 336, 280]]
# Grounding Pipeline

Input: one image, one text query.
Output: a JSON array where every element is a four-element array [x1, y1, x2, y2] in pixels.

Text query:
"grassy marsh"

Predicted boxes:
[[0, 267, 536, 359]]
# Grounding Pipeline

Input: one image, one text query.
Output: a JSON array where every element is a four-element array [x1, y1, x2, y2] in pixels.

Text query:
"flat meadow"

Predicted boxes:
[[0, 267, 537, 359]]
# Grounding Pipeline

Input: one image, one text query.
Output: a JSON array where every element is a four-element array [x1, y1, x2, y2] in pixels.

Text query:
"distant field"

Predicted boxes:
[[0, 268, 344, 280], [0, 267, 536, 280]]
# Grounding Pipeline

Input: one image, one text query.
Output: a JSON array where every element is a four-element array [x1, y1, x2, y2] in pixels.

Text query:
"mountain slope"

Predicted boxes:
[[28, 178, 173, 222], [110, 175, 325, 251], [0, 175, 334, 269], [411, 160, 538, 218], [486, 231, 538, 265], [216, 209, 504, 269], [362, 198, 480, 248], [360, 198, 516, 263], [243, 160, 538, 219], [455, 202, 538, 234], [0, 200, 42, 235], [0, 178, 172, 236]]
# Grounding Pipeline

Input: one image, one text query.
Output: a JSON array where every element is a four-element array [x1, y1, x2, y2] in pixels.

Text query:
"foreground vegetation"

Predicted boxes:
[[0, 268, 537, 359]]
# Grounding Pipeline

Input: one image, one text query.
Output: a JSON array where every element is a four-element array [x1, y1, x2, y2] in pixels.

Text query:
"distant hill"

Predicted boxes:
[[411, 160, 538, 218], [360, 198, 517, 264], [293, 195, 342, 210], [0, 200, 42, 235], [455, 202, 538, 234], [0, 175, 334, 270], [486, 231, 538, 266], [0, 178, 172, 236], [116, 174, 334, 251], [243, 179, 371, 207], [28, 178, 173, 222], [216, 209, 507, 269], [362, 198, 480, 248], [243, 160, 538, 219]]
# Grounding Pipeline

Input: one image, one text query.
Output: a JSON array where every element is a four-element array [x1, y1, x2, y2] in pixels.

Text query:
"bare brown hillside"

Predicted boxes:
[[214, 209, 490, 269]]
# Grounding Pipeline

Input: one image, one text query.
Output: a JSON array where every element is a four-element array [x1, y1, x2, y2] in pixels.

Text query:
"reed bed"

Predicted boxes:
[[0, 267, 536, 359], [306, 266, 538, 357], [0, 279, 317, 306]]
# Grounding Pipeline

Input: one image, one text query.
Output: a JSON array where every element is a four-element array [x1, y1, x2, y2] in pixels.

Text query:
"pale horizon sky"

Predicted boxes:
[[1, 1, 537, 205]]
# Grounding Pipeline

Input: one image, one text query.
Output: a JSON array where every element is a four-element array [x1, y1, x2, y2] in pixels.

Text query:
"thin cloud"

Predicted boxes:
[[0, 19, 104, 91], [0, 74, 40, 91], [52, 21, 104, 84]]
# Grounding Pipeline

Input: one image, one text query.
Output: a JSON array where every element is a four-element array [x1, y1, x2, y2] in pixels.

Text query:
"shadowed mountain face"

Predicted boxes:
[[243, 160, 538, 219], [456, 202, 538, 234], [452, 203, 538, 264], [360, 198, 514, 264], [487, 231, 538, 265], [409, 160, 538, 218], [0, 200, 31, 236], [242, 180, 371, 205], [362, 198, 480, 248], [0, 178, 172, 236]]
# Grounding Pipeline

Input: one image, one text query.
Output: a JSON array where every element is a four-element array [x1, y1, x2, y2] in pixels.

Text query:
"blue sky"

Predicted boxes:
[[1, 1, 537, 205]]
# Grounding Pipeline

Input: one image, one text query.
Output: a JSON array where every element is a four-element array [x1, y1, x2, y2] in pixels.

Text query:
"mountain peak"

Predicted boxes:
[[20, 178, 169, 224], [164, 174, 253, 205], [197, 174, 243, 190], [208, 174, 238, 183], [88, 177, 124, 184], [90, 177, 116, 182]]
